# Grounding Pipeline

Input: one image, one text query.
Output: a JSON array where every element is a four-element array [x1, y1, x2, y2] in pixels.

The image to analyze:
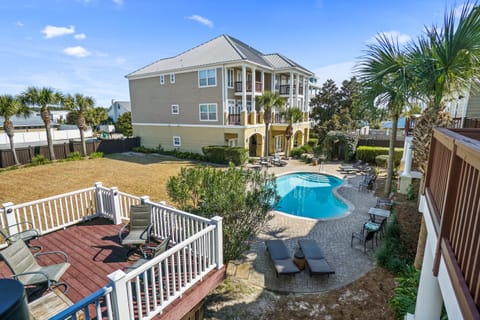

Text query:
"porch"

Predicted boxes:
[[0, 184, 224, 320]]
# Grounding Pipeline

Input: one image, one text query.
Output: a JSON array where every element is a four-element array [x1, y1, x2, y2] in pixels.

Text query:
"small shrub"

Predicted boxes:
[[389, 265, 420, 319], [31, 155, 50, 166], [307, 139, 318, 148], [356, 146, 403, 166], [375, 155, 389, 167], [66, 151, 83, 161], [375, 214, 409, 274], [89, 152, 104, 159], [133, 146, 158, 153], [290, 147, 304, 159]]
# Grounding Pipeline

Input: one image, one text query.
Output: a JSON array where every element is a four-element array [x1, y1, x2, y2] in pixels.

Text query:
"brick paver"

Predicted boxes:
[[232, 159, 379, 293]]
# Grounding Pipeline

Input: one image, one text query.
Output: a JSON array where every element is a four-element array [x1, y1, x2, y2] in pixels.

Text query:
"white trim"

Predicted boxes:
[[170, 73, 175, 84], [227, 69, 234, 88], [172, 136, 181, 147], [171, 104, 179, 114], [199, 103, 218, 121], [198, 68, 217, 88], [132, 122, 266, 129], [159, 74, 165, 85]]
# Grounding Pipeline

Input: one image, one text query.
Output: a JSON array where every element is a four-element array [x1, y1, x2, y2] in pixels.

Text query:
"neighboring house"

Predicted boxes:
[[108, 100, 131, 123], [49, 110, 70, 124], [126, 34, 314, 156]]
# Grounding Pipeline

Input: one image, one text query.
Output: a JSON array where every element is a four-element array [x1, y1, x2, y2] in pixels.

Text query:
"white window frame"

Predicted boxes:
[[199, 103, 217, 121], [198, 68, 216, 87], [173, 136, 181, 147], [227, 69, 234, 88], [171, 104, 179, 114], [227, 99, 236, 114], [160, 74, 165, 85], [170, 73, 175, 84], [228, 139, 238, 147], [274, 135, 283, 152]]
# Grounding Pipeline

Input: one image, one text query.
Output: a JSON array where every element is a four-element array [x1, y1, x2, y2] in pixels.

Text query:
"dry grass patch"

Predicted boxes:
[[0, 153, 202, 204]]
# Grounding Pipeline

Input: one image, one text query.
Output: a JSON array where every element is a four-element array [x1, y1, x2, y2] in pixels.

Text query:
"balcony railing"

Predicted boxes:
[[278, 85, 303, 96], [424, 128, 480, 318], [228, 114, 240, 125], [234, 81, 262, 93]]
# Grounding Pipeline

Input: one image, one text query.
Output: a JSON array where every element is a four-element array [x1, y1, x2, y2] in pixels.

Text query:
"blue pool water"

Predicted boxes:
[[274, 172, 348, 219]]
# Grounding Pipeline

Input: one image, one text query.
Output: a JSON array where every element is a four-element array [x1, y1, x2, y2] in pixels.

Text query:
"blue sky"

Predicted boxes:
[[0, 0, 463, 108]]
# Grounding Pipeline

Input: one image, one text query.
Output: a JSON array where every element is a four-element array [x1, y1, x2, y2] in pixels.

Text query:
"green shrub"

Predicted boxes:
[[307, 139, 318, 148], [375, 155, 389, 167], [31, 155, 50, 166], [375, 214, 409, 274], [290, 147, 304, 159], [202, 145, 247, 165], [356, 146, 403, 166], [225, 147, 248, 165], [389, 265, 420, 319], [321, 131, 358, 161], [66, 151, 83, 161], [132, 146, 158, 153], [89, 152, 104, 159]]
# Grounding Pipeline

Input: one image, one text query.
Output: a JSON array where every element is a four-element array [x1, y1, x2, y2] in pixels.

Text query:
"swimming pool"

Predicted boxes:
[[274, 172, 348, 219]]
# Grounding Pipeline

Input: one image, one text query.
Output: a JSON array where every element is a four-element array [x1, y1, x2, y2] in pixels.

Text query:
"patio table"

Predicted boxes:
[[368, 207, 391, 221]]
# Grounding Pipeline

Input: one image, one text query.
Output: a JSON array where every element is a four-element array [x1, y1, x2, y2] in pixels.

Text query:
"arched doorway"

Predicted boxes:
[[248, 133, 263, 157], [293, 130, 303, 148]]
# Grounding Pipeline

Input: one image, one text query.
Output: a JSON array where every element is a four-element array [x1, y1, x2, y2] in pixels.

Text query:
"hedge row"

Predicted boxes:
[[202, 146, 248, 165], [356, 146, 403, 166]]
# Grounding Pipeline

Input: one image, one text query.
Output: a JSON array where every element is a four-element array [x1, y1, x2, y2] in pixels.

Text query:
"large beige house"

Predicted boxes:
[[126, 35, 314, 157]]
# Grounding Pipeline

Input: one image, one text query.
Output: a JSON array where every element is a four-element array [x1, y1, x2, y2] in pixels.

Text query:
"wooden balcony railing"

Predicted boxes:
[[464, 117, 480, 128], [234, 81, 262, 93], [424, 128, 480, 318], [278, 85, 303, 96], [228, 114, 241, 125]]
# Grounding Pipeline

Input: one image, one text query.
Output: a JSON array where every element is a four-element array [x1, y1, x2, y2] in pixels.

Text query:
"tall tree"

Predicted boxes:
[[85, 107, 109, 132], [282, 107, 304, 157], [357, 33, 413, 196], [116, 111, 133, 137], [20, 87, 63, 160], [0, 95, 31, 166], [65, 93, 95, 157], [310, 79, 342, 124], [255, 91, 285, 157]]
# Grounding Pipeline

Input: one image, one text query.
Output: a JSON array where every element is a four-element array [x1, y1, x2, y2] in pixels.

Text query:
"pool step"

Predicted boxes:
[[298, 174, 332, 183]]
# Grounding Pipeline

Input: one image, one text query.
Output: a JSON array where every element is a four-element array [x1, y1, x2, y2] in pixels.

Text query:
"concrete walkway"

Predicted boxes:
[[227, 159, 379, 293]]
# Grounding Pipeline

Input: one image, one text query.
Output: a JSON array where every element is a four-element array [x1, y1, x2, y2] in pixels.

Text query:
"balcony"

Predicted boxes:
[[423, 128, 480, 319], [0, 184, 224, 320], [234, 81, 262, 93], [278, 85, 303, 96]]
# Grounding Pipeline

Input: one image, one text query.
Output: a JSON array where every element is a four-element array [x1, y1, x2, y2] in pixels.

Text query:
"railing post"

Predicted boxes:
[[211, 216, 223, 269], [110, 187, 122, 225], [2, 202, 18, 234], [140, 196, 150, 205], [107, 270, 130, 320], [94, 182, 104, 216]]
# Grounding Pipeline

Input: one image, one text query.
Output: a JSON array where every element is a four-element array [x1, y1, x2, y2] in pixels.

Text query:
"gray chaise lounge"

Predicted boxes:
[[265, 240, 300, 277], [298, 239, 335, 277]]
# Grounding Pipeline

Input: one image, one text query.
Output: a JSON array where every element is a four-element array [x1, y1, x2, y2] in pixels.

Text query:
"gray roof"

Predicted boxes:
[[127, 35, 313, 79], [263, 53, 312, 75], [0, 114, 44, 127], [109, 101, 131, 112]]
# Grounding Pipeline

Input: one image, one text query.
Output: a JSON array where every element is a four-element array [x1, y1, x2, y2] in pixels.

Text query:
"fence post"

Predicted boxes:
[[107, 270, 130, 320], [140, 196, 150, 205], [211, 216, 224, 269], [110, 187, 122, 224], [94, 182, 104, 216], [2, 202, 19, 234]]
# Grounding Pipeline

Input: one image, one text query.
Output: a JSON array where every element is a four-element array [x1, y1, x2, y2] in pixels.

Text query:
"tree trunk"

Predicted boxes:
[[264, 122, 270, 157], [77, 114, 87, 157], [414, 216, 427, 269], [4, 120, 20, 166], [41, 108, 56, 160], [384, 113, 398, 197]]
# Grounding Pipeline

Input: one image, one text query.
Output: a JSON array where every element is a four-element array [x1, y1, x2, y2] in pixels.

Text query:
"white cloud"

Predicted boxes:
[[367, 30, 411, 45], [16, 21, 24, 27], [187, 14, 214, 28], [42, 25, 75, 39], [74, 33, 86, 40], [314, 61, 356, 86], [63, 46, 91, 58]]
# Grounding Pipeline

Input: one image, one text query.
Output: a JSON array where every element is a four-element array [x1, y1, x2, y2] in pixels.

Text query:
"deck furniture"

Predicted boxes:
[[376, 192, 394, 210], [265, 240, 300, 277], [125, 235, 172, 273], [368, 207, 391, 221], [0, 240, 70, 293], [298, 239, 335, 277], [0, 221, 41, 251], [351, 229, 377, 253], [119, 204, 152, 259]]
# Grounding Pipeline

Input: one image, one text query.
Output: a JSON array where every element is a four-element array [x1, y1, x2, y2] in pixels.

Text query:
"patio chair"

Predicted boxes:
[[0, 240, 70, 293], [0, 221, 41, 251], [298, 239, 335, 277], [265, 240, 300, 277], [125, 235, 172, 273], [351, 229, 377, 253], [339, 160, 363, 170], [363, 218, 387, 240], [376, 192, 394, 210], [119, 204, 153, 259]]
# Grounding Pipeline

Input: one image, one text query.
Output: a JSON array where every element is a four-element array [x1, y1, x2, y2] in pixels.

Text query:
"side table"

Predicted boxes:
[[293, 249, 305, 270]]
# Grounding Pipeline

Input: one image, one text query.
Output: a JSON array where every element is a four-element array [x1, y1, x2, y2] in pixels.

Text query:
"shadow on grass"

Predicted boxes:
[[104, 152, 191, 165]]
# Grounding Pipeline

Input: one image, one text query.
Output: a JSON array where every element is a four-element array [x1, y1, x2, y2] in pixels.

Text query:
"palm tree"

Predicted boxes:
[[0, 95, 30, 166], [409, 3, 480, 173], [282, 107, 303, 157], [20, 87, 63, 160], [357, 33, 413, 196], [64, 94, 95, 157], [255, 91, 285, 157]]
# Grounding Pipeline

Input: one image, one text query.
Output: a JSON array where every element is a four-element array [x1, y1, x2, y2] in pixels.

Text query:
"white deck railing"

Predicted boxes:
[[1, 184, 223, 320]]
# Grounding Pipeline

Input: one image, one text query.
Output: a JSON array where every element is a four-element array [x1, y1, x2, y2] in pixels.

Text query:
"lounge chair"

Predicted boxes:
[[298, 239, 335, 277], [0, 240, 70, 293], [125, 235, 171, 273], [351, 229, 377, 253], [119, 204, 153, 259], [265, 240, 300, 277], [339, 160, 362, 170], [0, 221, 41, 251]]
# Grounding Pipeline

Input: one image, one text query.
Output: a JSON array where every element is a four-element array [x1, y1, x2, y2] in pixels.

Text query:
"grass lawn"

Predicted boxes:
[[0, 153, 199, 204]]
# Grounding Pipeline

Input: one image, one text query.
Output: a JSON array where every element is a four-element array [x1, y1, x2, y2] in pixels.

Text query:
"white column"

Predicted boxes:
[[414, 235, 443, 319], [110, 187, 122, 224], [94, 182, 104, 215], [251, 67, 256, 111], [295, 73, 299, 107], [271, 72, 275, 92], [107, 270, 130, 320], [261, 71, 265, 93], [3, 202, 18, 234], [401, 136, 413, 176], [211, 216, 224, 269], [289, 72, 294, 107], [303, 79, 308, 111], [223, 67, 228, 125], [242, 64, 247, 111]]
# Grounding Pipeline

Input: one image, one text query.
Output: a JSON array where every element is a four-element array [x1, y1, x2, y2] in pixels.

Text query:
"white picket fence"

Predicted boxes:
[[0, 184, 223, 320]]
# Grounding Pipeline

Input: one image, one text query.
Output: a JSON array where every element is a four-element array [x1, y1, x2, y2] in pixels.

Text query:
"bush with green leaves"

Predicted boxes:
[[116, 111, 133, 137], [290, 144, 312, 159], [66, 151, 83, 161], [30, 155, 50, 166], [307, 139, 318, 148], [167, 164, 278, 261], [389, 265, 420, 319], [375, 154, 389, 167], [356, 146, 403, 165], [321, 131, 358, 161], [375, 214, 409, 274], [202, 146, 248, 165], [89, 152, 104, 159], [133, 146, 158, 153]]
